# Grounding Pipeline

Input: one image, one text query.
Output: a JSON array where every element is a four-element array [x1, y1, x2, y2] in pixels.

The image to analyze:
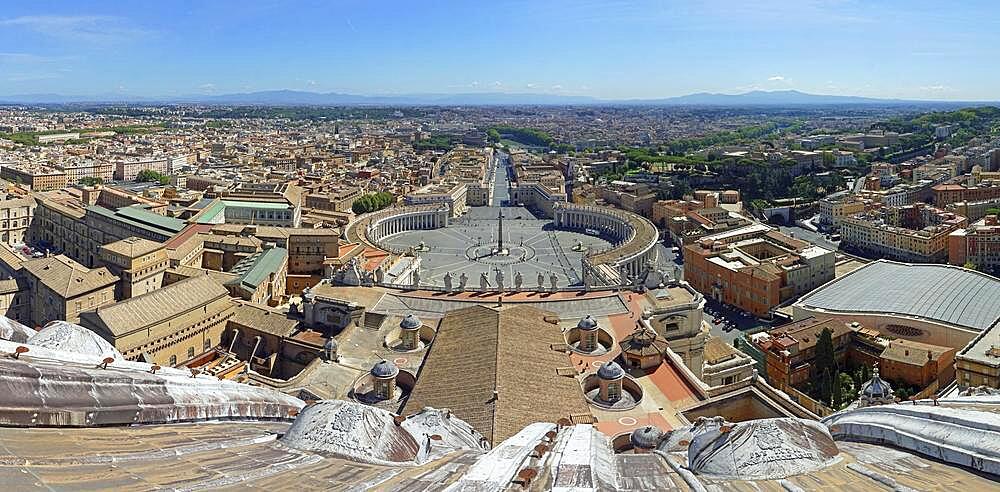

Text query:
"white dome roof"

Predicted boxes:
[[27, 321, 122, 361], [0, 316, 35, 343]]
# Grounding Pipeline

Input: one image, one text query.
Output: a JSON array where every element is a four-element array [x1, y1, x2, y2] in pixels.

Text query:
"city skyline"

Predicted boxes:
[[1, 0, 999, 101]]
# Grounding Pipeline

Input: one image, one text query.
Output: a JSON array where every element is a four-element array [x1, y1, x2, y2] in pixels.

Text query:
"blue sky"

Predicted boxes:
[[0, 0, 997, 100]]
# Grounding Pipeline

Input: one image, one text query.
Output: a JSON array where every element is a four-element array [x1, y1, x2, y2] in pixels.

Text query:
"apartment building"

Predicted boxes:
[[948, 214, 1000, 270], [841, 203, 967, 263], [0, 165, 68, 191], [817, 193, 867, 231], [933, 181, 1000, 207], [683, 228, 835, 317], [54, 160, 114, 183], [113, 156, 169, 181]]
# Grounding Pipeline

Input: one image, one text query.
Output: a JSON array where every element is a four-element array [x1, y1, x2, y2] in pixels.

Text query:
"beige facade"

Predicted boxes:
[[21, 255, 118, 326], [98, 237, 168, 300], [79, 274, 234, 365], [818, 196, 866, 230], [0, 194, 35, 246], [644, 282, 706, 379], [840, 203, 966, 262], [0, 166, 67, 191]]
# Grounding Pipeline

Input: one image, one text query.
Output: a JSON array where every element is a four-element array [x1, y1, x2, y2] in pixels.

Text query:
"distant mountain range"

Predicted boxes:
[[0, 89, 991, 107]]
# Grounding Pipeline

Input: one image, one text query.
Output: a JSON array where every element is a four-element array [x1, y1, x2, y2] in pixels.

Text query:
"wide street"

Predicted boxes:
[[777, 223, 841, 252]]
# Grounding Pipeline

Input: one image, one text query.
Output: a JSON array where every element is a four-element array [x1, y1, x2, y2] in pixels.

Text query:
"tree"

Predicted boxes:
[[136, 169, 169, 185], [351, 192, 395, 214], [964, 261, 979, 271], [831, 370, 843, 406], [814, 327, 837, 401], [78, 176, 103, 186]]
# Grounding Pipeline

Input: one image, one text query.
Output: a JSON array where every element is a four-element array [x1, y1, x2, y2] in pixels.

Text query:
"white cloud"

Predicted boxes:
[[551, 84, 564, 91], [493, 81, 503, 87], [767, 75, 785, 81], [0, 15, 151, 44], [306, 79, 317, 87], [920, 85, 953, 92], [199, 83, 217, 93]]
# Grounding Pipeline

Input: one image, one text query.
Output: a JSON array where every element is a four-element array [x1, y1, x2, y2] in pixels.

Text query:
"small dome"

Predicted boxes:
[[399, 314, 422, 330], [324, 338, 338, 351], [577, 315, 599, 331], [371, 359, 399, 378], [860, 368, 893, 399], [630, 425, 663, 450], [27, 321, 122, 360], [597, 360, 624, 380]]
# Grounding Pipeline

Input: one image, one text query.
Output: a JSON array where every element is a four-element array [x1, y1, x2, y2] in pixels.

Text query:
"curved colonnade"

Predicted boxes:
[[346, 202, 657, 289], [346, 204, 450, 252], [553, 203, 659, 286]]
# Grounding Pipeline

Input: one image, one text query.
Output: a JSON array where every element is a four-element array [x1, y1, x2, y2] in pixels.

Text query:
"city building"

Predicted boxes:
[[113, 156, 169, 181], [955, 319, 1000, 390], [223, 246, 288, 305], [21, 254, 118, 325], [0, 193, 35, 246], [948, 214, 1000, 270], [933, 181, 1000, 207], [654, 192, 751, 247], [817, 193, 867, 231], [599, 180, 657, 218], [840, 203, 966, 262], [757, 317, 855, 392], [98, 237, 168, 300], [0, 165, 67, 191], [793, 260, 1000, 349], [684, 228, 835, 317], [78, 274, 234, 365]]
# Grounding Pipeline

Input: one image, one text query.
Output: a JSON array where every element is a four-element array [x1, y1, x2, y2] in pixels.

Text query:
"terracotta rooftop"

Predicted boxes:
[[402, 304, 591, 446]]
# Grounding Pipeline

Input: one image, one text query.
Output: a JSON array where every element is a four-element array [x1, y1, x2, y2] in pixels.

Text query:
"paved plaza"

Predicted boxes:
[[379, 206, 614, 288]]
